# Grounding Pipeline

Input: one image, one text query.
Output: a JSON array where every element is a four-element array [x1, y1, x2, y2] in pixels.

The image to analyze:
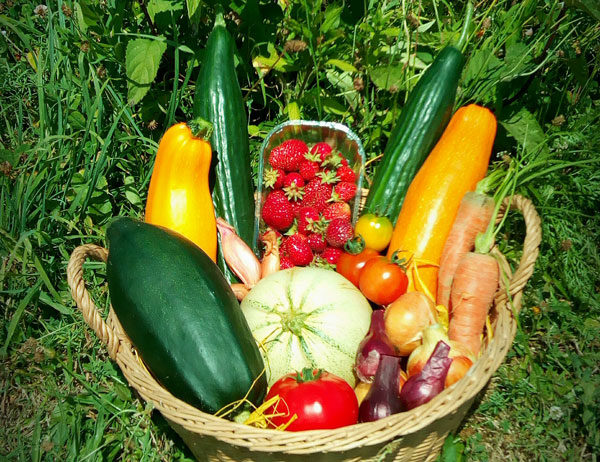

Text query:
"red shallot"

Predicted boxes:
[[358, 354, 403, 423], [216, 217, 261, 289], [355, 309, 396, 383], [399, 340, 452, 411]]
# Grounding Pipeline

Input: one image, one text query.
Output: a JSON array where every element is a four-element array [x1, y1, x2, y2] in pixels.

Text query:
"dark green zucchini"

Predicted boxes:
[[106, 217, 266, 415], [364, 3, 473, 224], [193, 12, 256, 281]]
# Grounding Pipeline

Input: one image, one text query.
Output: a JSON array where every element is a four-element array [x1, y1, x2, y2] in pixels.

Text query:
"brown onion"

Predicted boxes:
[[259, 229, 280, 278], [407, 324, 474, 388], [384, 292, 437, 356]]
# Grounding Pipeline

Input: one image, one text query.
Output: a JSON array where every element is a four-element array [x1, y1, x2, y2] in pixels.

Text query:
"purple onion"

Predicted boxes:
[[355, 309, 396, 382], [358, 354, 403, 423], [399, 340, 452, 411]]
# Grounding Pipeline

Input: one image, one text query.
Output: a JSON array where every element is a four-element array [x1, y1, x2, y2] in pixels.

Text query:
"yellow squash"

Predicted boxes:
[[145, 118, 217, 261], [387, 104, 497, 298]]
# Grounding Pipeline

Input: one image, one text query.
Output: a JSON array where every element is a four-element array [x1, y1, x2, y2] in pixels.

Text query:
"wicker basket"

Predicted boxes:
[[67, 194, 541, 462]]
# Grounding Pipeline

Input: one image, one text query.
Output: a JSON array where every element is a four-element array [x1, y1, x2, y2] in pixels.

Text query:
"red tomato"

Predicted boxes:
[[358, 256, 409, 306], [265, 368, 359, 431], [336, 248, 380, 287]]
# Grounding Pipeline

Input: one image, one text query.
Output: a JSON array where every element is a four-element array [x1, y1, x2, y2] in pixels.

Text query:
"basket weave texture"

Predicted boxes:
[[67, 194, 541, 462]]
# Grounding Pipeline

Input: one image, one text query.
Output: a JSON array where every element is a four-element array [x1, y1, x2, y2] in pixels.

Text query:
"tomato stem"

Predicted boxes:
[[344, 235, 366, 255], [390, 250, 410, 270], [296, 368, 323, 383]]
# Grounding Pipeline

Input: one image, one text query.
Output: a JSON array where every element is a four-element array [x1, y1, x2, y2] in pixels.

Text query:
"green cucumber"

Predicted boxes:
[[364, 3, 473, 224], [106, 217, 266, 415], [193, 12, 256, 281]]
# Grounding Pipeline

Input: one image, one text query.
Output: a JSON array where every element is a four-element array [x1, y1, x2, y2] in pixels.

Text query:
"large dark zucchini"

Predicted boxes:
[[193, 12, 256, 281], [364, 45, 465, 224], [106, 217, 266, 415]]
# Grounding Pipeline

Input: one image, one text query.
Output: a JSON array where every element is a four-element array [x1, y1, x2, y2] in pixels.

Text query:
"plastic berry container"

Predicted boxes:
[[253, 120, 366, 250]]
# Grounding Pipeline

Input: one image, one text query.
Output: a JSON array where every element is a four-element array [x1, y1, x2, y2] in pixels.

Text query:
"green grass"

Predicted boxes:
[[1, 0, 599, 460]]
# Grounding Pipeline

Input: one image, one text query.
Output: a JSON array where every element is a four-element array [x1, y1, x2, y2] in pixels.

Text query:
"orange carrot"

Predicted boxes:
[[447, 252, 499, 357], [436, 192, 495, 311]]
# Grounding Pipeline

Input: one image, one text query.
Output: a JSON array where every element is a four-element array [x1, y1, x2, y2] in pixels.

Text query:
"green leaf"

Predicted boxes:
[[147, 0, 183, 22], [440, 434, 464, 462], [566, 0, 600, 21], [186, 0, 203, 22], [321, 5, 343, 34], [74, 0, 100, 32], [504, 42, 532, 78], [321, 97, 347, 115], [463, 49, 504, 88], [126, 38, 167, 105], [123, 176, 142, 206], [252, 44, 289, 76], [326, 59, 357, 73], [500, 107, 549, 156], [369, 65, 404, 91]]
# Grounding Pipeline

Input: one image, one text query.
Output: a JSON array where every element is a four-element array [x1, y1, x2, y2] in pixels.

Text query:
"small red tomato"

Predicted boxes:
[[358, 256, 409, 306], [336, 248, 380, 287], [264, 368, 359, 431]]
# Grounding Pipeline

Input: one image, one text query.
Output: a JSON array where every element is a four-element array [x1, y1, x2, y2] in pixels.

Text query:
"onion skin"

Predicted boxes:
[[259, 229, 280, 278], [384, 292, 437, 356], [407, 324, 474, 388], [399, 340, 452, 411], [355, 309, 396, 382], [231, 283, 249, 301], [216, 217, 261, 288], [358, 354, 403, 423]]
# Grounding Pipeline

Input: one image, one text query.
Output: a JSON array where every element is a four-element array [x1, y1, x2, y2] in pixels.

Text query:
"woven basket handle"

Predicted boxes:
[[66, 244, 120, 359], [497, 194, 542, 303]]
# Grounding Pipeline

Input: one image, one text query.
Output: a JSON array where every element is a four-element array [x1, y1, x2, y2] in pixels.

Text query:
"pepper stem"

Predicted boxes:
[[188, 117, 214, 140], [456, 1, 474, 51]]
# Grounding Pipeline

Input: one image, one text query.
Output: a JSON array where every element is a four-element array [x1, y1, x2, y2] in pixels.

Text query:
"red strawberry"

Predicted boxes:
[[336, 165, 356, 183], [299, 160, 320, 181], [263, 167, 285, 189], [332, 181, 358, 203], [311, 142, 333, 161], [261, 190, 294, 230], [302, 178, 333, 211], [322, 202, 351, 222], [283, 172, 305, 202], [299, 152, 321, 181], [321, 247, 343, 265], [283, 233, 313, 266], [290, 200, 304, 218], [269, 139, 308, 172], [280, 255, 295, 269], [297, 206, 321, 235], [307, 233, 327, 253], [283, 172, 305, 188], [325, 218, 354, 248], [315, 169, 339, 185]]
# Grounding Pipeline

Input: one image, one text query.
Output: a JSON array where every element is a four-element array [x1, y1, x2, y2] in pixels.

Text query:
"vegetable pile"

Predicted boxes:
[[102, 1, 529, 433]]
